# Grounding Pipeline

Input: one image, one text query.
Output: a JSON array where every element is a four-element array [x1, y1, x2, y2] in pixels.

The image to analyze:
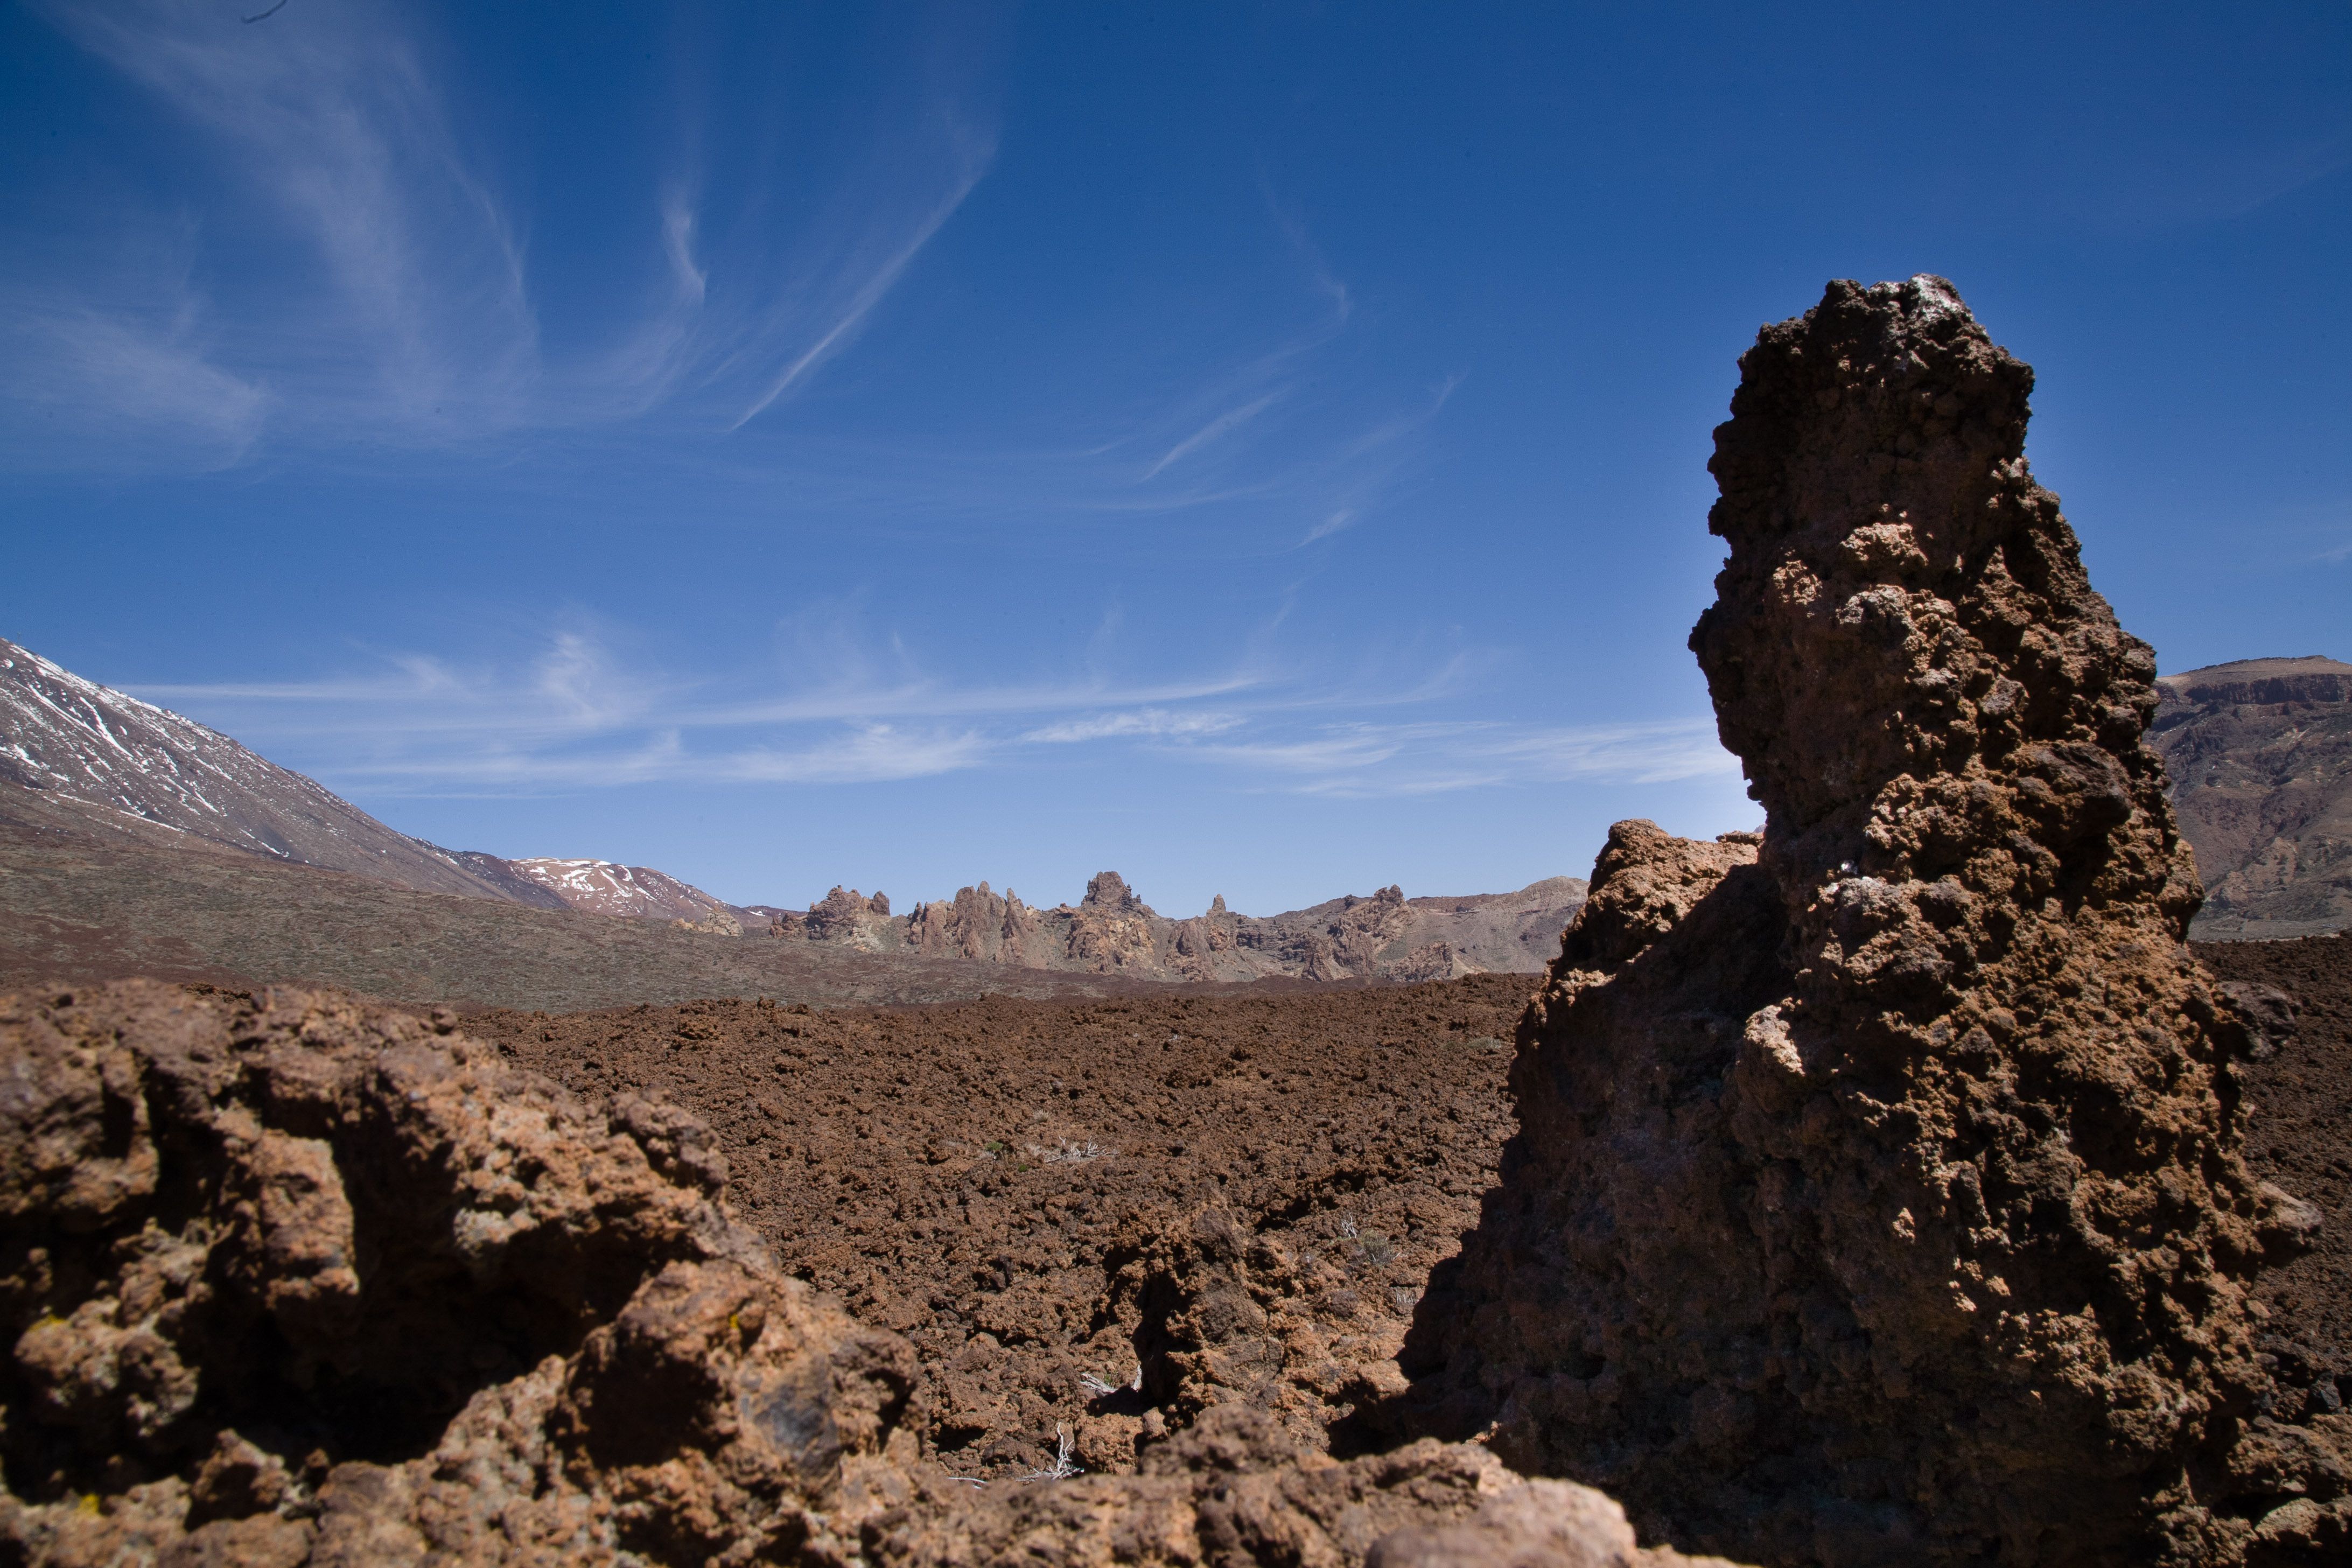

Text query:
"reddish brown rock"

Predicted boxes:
[[873, 1405, 1730, 1568], [1067, 873, 1164, 974], [1404, 278, 2350, 1565], [0, 981, 922, 1565]]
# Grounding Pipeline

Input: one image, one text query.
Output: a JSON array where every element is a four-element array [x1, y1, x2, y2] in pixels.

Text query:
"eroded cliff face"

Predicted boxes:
[[1404, 278, 2349, 1565], [2153, 657, 2352, 940], [813, 875, 1587, 985]]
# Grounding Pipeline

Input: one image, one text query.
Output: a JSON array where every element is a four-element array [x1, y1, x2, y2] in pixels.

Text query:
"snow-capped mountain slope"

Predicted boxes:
[[0, 635, 565, 908], [505, 857, 737, 921]]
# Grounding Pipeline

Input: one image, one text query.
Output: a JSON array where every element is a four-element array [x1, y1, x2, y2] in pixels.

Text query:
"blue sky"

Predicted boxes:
[[4, 3, 2347, 914]]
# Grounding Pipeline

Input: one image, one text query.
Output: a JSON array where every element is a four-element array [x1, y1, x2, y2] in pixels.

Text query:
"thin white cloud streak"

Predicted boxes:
[[125, 631, 1733, 800], [709, 726, 989, 783], [19, 2, 1001, 458], [729, 137, 995, 429], [1192, 719, 1739, 797], [1021, 709, 1243, 744], [1142, 395, 1279, 480], [1262, 180, 1352, 323], [1290, 375, 1465, 548], [1, 289, 269, 471]]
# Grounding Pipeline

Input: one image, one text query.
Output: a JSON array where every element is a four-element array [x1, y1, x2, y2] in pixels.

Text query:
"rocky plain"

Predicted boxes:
[[4, 277, 2350, 1567]]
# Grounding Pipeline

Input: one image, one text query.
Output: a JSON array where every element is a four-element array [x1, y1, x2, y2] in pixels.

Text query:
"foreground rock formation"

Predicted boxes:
[[0, 981, 1727, 1567], [2153, 657, 2352, 940], [1405, 277, 2349, 1564]]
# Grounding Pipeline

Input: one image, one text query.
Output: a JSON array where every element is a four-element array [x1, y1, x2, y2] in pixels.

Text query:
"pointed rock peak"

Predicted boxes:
[[1413, 277, 2349, 1562], [1082, 871, 1136, 910], [1210, 894, 1227, 914], [867, 891, 890, 915]]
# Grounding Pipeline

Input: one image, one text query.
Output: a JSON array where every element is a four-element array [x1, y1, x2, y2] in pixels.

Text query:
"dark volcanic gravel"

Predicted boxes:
[[469, 975, 1533, 1478], [2197, 933, 2352, 1413], [466, 940, 2352, 1480]]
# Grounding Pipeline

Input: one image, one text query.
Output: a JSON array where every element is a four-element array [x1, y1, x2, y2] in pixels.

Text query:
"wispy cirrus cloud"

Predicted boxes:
[[10, 1, 1000, 461], [727, 135, 996, 430], [1021, 709, 1244, 744], [2, 283, 269, 471], [128, 626, 1732, 800], [10, 5, 1453, 564], [1191, 718, 1735, 796], [1140, 394, 1280, 480]]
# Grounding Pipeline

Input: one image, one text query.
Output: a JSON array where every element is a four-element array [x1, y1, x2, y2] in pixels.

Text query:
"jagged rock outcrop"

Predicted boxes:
[[802, 886, 899, 950], [0, 980, 1734, 1568], [907, 880, 1047, 964], [1066, 872, 1162, 974], [1404, 277, 2350, 1565], [2153, 657, 2352, 939], [673, 905, 745, 936], [827, 875, 1588, 985], [0, 980, 925, 1565]]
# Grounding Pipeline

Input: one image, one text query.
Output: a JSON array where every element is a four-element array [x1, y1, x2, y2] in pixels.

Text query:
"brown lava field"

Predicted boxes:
[[471, 974, 1530, 1480], [462, 935, 2352, 1481]]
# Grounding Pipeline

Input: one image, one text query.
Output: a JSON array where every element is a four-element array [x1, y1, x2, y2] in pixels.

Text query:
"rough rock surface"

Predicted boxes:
[[879, 1406, 1739, 1568], [2196, 935, 2352, 1449], [2152, 658, 2352, 939], [1, 979, 1724, 1568], [1404, 278, 2350, 1565], [473, 981, 1536, 1481], [0, 979, 930, 1566]]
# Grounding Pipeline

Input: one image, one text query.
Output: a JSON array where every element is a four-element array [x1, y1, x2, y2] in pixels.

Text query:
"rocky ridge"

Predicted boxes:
[[2153, 656, 2352, 939], [766, 872, 1588, 984], [1402, 276, 2349, 1564]]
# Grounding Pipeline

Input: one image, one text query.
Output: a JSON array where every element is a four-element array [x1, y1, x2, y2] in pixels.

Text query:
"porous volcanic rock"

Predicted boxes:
[[1, 979, 1732, 1568], [0, 980, 928, 1566], [1403, 277, 2350, 1565], [876, 1406, 1740, 1568]]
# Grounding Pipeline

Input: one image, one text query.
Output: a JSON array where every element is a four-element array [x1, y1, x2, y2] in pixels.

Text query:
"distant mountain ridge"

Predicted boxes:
[[500, 856, 749, 923], [2154, 654, 2352, 939], [0, 635, 1587, 979], [754, 870, 1587, 983], [0, 636, 565, 908]]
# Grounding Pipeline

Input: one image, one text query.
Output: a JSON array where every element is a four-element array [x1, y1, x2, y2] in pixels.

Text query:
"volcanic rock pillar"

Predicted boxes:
[[1404, 277, 2349, 1567]]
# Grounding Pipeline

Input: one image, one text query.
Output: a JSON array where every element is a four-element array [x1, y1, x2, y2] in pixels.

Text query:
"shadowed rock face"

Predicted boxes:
[[1405, 278, 2350, 1565]]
